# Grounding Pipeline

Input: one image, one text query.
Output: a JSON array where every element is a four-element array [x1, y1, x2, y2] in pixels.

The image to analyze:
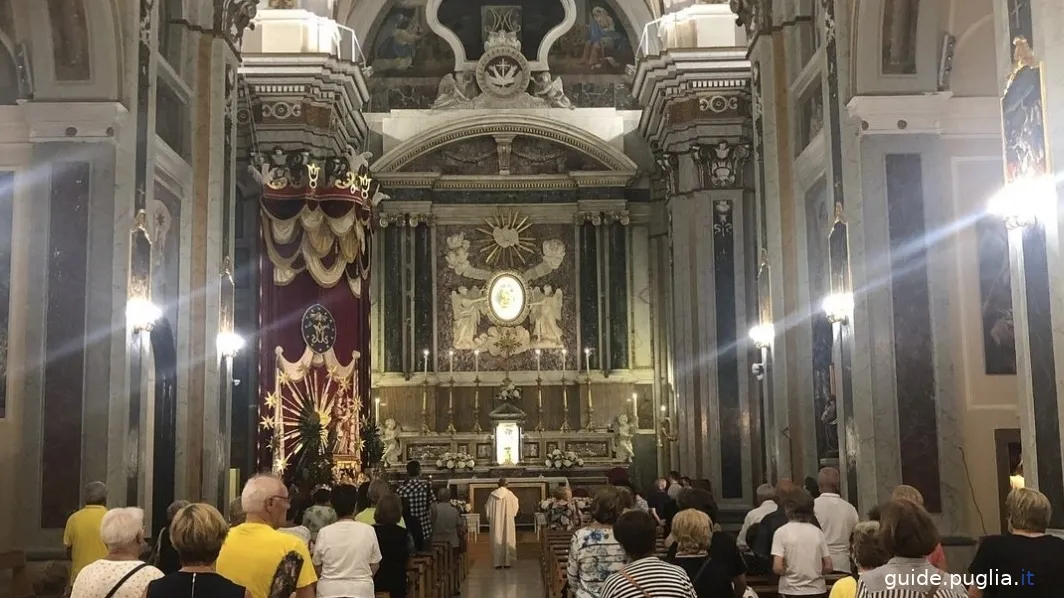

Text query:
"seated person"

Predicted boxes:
[[740, 523, 771, 577]]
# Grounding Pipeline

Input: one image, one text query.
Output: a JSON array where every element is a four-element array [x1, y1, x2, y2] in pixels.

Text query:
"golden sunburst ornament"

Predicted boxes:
[[269, 369, 343, 457], [476, 210, 536, 268]]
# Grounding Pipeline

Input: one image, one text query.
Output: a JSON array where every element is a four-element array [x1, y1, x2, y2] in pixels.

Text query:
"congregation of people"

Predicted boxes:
[[60, 461, 1064, 598], [62, 460, 461, 598], [539, 469, 1064, 598]]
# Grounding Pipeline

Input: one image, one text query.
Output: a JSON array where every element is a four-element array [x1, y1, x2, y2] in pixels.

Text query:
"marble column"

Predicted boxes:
[[993, 0, 1064, 529]]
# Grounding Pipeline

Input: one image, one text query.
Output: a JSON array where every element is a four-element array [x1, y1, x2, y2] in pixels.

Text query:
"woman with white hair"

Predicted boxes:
[[70, 508, 163, 598]]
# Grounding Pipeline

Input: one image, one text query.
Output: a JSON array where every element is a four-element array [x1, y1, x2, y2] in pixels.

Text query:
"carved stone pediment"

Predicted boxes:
[[400, 134, 609, 176]]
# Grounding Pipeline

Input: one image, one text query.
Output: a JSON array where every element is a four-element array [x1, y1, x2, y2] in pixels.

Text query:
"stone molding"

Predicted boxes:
[[17, 101, 129, 143], [846, 93, 1001, 138], [372, 114, 639, 181]]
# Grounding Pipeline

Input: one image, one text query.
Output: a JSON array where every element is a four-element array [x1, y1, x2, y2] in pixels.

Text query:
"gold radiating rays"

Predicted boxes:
[[476, 210, 536, 268], [261, 367, 351, 458]]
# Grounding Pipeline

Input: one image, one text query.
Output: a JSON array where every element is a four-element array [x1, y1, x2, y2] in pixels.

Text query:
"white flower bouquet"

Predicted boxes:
[[544, 448, 584, 470], [496, 381, 522, 403], [435, 451, 476, 472], [450, 499, 473, 513]]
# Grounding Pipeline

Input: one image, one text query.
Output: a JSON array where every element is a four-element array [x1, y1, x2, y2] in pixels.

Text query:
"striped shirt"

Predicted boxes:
[[600, 557, 697, 598]]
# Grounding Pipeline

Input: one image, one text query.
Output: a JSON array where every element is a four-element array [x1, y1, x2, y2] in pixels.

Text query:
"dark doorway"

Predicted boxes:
[[994, 428, 1023, 534], [150, 318, 178, 537]]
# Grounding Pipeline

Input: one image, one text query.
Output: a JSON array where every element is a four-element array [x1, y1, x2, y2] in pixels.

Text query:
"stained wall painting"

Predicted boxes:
[[977, 217, 1016, 375], [47, 0, 91, 81], [548, 0, 634, 75], [881, 0, 919, 75], [370, 1, 454, 76]]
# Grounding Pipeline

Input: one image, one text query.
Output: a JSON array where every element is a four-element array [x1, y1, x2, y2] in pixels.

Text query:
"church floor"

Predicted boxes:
[[460, 531, 543, 596]]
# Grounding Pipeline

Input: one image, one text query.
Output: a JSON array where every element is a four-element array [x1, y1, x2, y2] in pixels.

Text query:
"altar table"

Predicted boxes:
[[447, 476, 570, 527]]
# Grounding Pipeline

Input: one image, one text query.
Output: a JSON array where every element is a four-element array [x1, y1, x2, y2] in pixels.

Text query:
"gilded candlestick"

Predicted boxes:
[[472, 349, 482, 432], [535, 349, 544, 431], [560, 348, 571, 431], [446, 350, 456, 434], [420, 349, 431, 434], [584, 348, 594, 430]]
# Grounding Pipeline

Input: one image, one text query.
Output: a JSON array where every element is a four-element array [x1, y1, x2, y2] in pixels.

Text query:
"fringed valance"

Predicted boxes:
[[259, 150, 382, 297]]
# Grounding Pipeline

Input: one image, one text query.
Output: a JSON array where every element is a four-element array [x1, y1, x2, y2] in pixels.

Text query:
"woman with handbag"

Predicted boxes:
[[70, 508, 163, 598], [600, 511, 695, 598], [667, 510, 748, 598]]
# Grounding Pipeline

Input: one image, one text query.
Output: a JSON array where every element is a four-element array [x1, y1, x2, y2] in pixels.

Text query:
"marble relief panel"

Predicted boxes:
[[882, 0, 919, 75], [437, 221, 576, 373]]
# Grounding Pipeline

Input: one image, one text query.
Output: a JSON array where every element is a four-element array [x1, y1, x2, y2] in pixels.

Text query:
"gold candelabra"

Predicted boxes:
[[560, 349, 571, 431], [472, 372, 483, 433], [535, 373, 544, 431], [420, 376, 431, 434], [585, 372, 594, 431], [446, 371, 457, 434]]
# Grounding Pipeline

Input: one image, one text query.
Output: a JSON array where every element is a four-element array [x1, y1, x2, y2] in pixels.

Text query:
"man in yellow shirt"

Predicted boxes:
[[63, 481, 109, 587], [217, 475, 317, 598]]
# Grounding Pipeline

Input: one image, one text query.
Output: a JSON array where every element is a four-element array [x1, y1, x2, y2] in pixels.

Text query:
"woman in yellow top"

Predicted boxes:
[[829, 521, 889, 598], [353, 480, 406, 528]]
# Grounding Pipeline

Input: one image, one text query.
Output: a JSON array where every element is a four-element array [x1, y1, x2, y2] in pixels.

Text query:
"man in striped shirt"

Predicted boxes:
[[601, 510, 697, 598]]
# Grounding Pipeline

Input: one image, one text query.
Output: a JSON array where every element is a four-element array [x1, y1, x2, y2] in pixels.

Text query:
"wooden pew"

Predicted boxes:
[[0, 551, 34, 598]]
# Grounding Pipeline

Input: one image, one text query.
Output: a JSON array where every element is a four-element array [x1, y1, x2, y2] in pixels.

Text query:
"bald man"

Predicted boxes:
[[216, 475, 318, 598], [814, 467, 859, 572]]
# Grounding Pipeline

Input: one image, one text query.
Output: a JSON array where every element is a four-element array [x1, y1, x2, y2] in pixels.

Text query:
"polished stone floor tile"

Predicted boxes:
[[460, 532, 544, 597]]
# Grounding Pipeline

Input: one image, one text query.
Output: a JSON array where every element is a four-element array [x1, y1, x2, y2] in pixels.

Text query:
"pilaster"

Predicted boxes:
[[632, 45, 756, 506]]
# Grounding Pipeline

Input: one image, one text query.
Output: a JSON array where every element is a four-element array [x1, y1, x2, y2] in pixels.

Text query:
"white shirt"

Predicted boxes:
[[70, 560, 163, 598], [278, 525, 312, 546], [813, 492, 859, 573], [771, 521, 830, 595], [737, 499, 777, 549], [312, 520, 382, 598], [667, 483, 683, 500]]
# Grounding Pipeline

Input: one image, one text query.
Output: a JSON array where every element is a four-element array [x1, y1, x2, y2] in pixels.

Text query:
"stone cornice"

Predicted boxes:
[[374, 171, 634, 191], [238, 54, 370, 152], [17, 101, 129, 143], [629, 48, 752, 145], [845, 93, 1001, 138]]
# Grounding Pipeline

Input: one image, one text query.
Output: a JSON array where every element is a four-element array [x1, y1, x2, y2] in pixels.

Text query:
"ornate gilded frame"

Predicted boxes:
[[485, 270, 531, 327]]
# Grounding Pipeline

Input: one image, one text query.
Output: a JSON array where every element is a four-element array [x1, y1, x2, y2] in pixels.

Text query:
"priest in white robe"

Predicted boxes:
[[485, 478, 520, 568]]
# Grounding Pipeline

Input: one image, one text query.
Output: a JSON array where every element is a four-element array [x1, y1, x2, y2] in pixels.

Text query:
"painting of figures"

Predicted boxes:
[[548, 0, 634, 74], [370, 0, 454, 76], [977, 217, 1016, 374]]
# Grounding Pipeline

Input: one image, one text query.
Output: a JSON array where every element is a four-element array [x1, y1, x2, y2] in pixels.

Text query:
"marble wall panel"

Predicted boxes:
[[41, 161, 90, 528], [976, 217, 1017, 374], [435, 222, 577, 373], [881, 0, 920, 75], [1019, 225, 1064, 527], [607, 223, 629, 370], [885, 153, 941, 512], [46, 0, 90, 81], [414, 225, 434, 365], [0, 172, 10, 420], [383, 227, 404, 372], [713, 200, 742, 499]]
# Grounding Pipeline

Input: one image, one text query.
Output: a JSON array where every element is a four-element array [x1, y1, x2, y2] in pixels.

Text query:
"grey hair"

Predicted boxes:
[[84, 482, 107, 505], [167, 500, 190, 522], [755, 484, 775, 504], [241, 474, 283, 514], [99, 508, 145, 549]]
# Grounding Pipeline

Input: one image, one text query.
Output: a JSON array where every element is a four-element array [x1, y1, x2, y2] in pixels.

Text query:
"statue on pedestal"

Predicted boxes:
[[380, 418, 402, 467], [611, 414, 635, 462]]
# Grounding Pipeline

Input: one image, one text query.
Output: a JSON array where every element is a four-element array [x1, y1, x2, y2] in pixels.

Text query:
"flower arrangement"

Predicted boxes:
[[450, 499, 473, 514], [435, 452, 476, 472], [496, 381, 522, 403], [544, 448, 584, 470]]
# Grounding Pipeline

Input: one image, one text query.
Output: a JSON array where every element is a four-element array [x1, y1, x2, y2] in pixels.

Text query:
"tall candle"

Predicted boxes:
[[535, 349, 541, 375], [584, 347, 592, 374], [423, 349, 429, 375], [374, 397, 381, 422], [474, 349, 480, 373], [561, 348, 567, 377], [631, 392, 637, 418], [448, 349, 454, 374]]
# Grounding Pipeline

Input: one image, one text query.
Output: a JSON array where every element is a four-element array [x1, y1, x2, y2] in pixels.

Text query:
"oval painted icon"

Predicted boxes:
[[487, 272, 527, 325]]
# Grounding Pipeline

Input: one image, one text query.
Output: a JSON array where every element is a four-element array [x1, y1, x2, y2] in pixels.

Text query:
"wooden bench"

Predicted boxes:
[[403, 540, 470, 598], [0, 551, 35, 598]]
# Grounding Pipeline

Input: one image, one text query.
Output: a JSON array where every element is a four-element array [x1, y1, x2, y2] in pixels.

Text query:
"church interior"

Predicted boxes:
[[0, 0, 1062, 594]]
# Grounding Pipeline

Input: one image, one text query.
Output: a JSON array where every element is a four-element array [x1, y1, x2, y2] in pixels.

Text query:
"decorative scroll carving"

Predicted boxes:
[[533, 73, 574, 109], [730, 0, 768, 36], [218, 0, 258, 48], [698, 141, 752, 189]]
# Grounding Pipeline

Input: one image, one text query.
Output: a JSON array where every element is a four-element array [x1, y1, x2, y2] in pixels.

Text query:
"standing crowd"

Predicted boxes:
[[62, 460, 467, 598], [543, 469, 1063, 598]]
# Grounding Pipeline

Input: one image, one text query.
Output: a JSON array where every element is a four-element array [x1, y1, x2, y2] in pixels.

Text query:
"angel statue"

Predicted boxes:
[[380, 418, 402, 467], [432, 72, 478, 110], [530, 285, 564, 348], [533, 72, 574, 109], [612, 414, 635, 462], [451, 286, 487, 349]]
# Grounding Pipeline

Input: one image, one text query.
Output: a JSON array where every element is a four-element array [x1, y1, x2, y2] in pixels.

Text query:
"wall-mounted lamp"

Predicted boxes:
[[127, 297, 161, 333], [217, 331, 246, 359], [987, 174, 1057, 229], [823, 292, 854, 324], [748, 323, 775, 349]]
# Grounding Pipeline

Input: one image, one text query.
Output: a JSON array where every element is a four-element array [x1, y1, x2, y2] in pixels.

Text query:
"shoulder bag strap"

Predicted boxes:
[[103, 563, 150, 598], [619, 569, 653, 598], [691, 555, 713, 585]]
